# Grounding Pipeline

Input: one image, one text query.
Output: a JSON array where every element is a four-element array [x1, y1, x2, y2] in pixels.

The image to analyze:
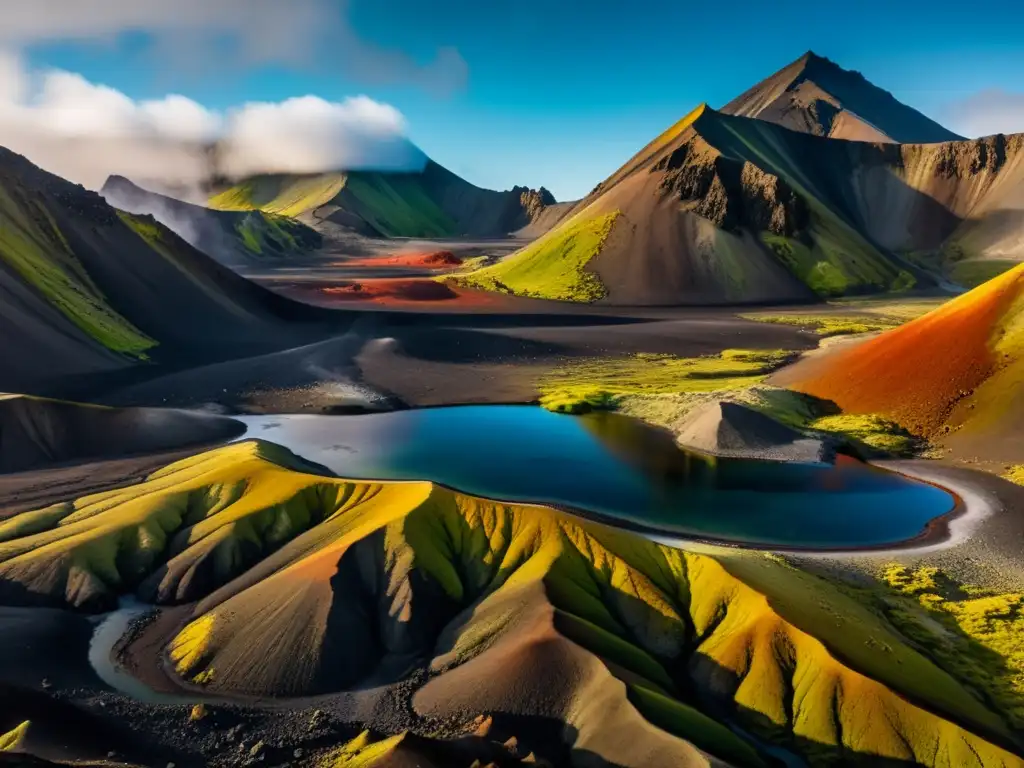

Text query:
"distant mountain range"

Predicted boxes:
[[8, 50, 1024, 314], [206, 160, 564, 240], [101, 175, 322, 267], [0, 148, 331, 391], [455, 52, 1024, 304]]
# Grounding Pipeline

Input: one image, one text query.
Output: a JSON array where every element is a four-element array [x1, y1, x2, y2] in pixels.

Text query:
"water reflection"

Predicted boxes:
[[578, 410, 720, 489]]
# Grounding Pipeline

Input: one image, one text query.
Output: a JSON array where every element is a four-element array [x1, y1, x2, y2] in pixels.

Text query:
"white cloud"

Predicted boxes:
[[221, 95, 412, 176], [0, 50, 423, 193], [0, 0, 467, 95], [947, 89, 1024, 139]]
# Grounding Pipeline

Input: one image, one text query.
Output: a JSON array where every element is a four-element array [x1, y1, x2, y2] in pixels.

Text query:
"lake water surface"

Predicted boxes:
[[237, 405, 956, 550]]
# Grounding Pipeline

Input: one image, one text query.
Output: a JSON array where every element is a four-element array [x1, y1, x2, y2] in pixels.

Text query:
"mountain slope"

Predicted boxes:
[[0, 147, 335, 390], [779, 261, 1024, 455], [722, 51, 963, 144], [455, 106, 920, 304], [456, 102, 1024, 304], [101, 176, 322, 267], [208, 161, 561, 238], [0, 439, 1019, 765]]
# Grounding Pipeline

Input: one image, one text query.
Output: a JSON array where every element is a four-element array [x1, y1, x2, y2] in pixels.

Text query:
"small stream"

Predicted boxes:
[[88, 598, 225, 707]]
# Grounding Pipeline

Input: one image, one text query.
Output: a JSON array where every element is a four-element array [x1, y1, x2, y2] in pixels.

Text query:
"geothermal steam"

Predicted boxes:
[[0, 50, 424, 195]]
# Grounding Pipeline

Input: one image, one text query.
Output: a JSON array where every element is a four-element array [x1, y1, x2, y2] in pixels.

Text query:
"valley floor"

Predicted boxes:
[[4, 241, 1024, 768]]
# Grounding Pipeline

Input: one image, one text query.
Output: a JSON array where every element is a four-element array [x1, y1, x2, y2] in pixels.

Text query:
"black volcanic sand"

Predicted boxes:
[[796, 461, 1024, 593], [0, 574, 578, 766], [78, 302, 820, 413]]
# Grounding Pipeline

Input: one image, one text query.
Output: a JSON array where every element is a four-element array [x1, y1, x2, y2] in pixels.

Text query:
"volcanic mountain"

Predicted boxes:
[[208, 160, 566, 239], [456, 70, 1024, 304], [777, 261, 1024, 461], [0, 438, 1019, 766], [721, 51, 964, 144], [101, 175, 322, 267], [0, 147, 337, 392]]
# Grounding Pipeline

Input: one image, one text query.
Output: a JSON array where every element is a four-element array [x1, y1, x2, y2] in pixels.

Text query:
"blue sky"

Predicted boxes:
[[14, 0, 1024, 200]]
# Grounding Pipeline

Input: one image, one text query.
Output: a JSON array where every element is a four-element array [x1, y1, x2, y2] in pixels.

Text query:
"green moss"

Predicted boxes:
[[538, 349, 793, 413], [556, 610, 677, 693], [950, 259, 1020, 289], [891, 269, 917, 292], [740, 311, 903, 337], [0, 192, 155, 358], [540, 388, 618, 414], [209, 173, 346, 218], [808, 413, 920, 456], [212, 172, 456, 239], [342, 174, 456, 238], [628, 685, 767, 767], [237, 219, 263, 254], [761, 211, 900, 298], [827, 296, 950, 321], [877, 565, 1024, 729], [449, 209, 621, 302], [116, 211, 164, 246], [233, 211, 320, 258]]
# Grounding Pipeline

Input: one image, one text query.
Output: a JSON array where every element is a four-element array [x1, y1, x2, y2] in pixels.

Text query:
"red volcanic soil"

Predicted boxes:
[[334, 250, 464, 269], [778, 263, 1024, 435], [323, 278, 460, 302], [280, 278, 509, 308]]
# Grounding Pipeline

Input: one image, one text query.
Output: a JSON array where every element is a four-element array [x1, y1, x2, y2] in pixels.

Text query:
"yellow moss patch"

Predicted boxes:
[[0, 721, 29, 751], [0, 440, 409, 611], [169, 613, 218, 679], [740, 312, 902, 337], [879, 565, 1024, 729], [316, 731, 407, 767], [539, 350, 793, 413], [209, 174, 346, 218], [808, 413, 919, 455], [1003, 466, 1024, 485], [448, 208, 620, 302]]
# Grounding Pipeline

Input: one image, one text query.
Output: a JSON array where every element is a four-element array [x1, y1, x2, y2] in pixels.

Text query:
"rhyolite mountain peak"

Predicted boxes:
[[721, 50, 964, 144]]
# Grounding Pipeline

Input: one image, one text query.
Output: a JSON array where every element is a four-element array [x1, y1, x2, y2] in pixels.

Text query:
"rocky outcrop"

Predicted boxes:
[[518, 185, 556, 221], [654, 137, 808, 237], [927, 133, 1018, 179]]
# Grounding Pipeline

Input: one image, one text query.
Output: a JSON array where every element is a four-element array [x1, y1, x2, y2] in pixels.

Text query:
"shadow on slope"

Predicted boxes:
[[0, 395, 243, 474], [102, 175, 322, 267]]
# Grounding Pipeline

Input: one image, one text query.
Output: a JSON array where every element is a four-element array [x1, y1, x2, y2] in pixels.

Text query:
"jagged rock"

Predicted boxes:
[[657, 139, 807, 237]]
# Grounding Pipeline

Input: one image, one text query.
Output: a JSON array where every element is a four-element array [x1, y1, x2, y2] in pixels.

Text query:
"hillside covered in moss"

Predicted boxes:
[[1, 440, 1020, 766]]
